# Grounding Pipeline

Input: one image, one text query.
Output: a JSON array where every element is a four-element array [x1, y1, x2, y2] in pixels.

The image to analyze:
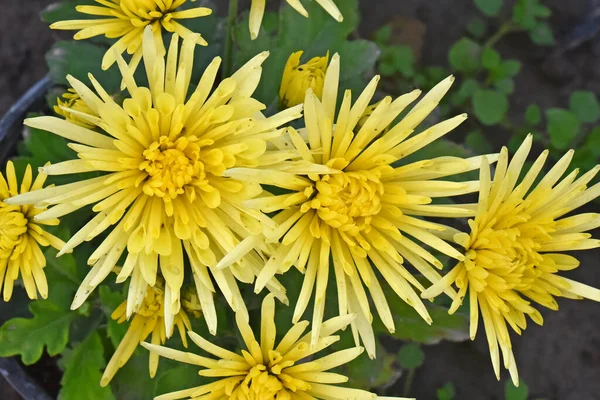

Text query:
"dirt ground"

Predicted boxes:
[[1, 0, 600, 399]]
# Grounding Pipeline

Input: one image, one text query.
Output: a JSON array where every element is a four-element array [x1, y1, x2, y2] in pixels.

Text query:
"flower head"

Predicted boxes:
[[142, 294, 413, 400], [7, 27, 302, 335], [55, 89, 98, 129], [101, 281, 201, 386], [51, 0, 212, 73], [422, 134, 600, 385], [249, 0, 343, 39], [280, 51, 329, 109], [225, 53, 491, 357], [0, 161, 66, 301]]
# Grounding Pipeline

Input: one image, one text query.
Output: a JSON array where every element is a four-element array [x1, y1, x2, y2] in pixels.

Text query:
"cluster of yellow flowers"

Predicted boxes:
[[1, 0, 599, 398]]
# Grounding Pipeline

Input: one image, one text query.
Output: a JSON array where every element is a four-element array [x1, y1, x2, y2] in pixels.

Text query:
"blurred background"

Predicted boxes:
[[1, 0, 600, 399]]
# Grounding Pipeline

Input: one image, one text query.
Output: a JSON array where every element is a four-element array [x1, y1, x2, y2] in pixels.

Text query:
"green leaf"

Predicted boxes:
[[467, 17, 487, 38], [41, 0, 96, 24], [0, 300, 77, 364], [448, 38, 482, 73], [154, 365, 206, 397], [98, 286, 127, 348], [397, 343, 425, 369], [505, 379, 529, 400], [473, 89, 509, 126], [342, 343, 399, 390], [495, 78, 515, 94], [546, 108, 580, 149], [466, 130, 493, 153], [373, 286, 470, 344], [529, 22, 555, 45], [481, 47, 501, 69], [513, 0, 539, 29], [569, 90, 600, 123], [525, 104, 541, 125], [390, 45, 415, 77], [58, 331, 115, 400], [584, 126, 600, 157], [374, 25, 393, 44], [489, 59, 521, 82], [436, 382, 456, 400], [475, 0, 503, 17], [450, 78, 480, 106], [46, 41, 122, 95]]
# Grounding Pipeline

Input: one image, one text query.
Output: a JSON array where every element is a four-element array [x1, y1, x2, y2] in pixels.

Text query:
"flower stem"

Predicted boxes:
[[402, 368, 416, 397], [484, 21, 517, 50], [223, 0, 238, 78]]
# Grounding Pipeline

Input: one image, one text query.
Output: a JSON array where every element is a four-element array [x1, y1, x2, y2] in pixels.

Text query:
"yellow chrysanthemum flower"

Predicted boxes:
[[50, 0, 212, 73], [102, 281, 201, 386], [249, 0, 343, 39], [142, 294, 413, 400], [6, 27, 303, 335], [54, 89, 98, 129], [0, 161, 66, 301], [422, 134, 600, 385], [279, 51, 329, 109], [225, 53, 493, 357]]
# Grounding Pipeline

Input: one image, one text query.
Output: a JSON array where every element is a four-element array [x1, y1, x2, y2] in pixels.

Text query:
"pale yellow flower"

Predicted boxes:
[[51, 0, 212, 73], [279, 51, 329, 109], [224, 53, 492, 357], [54, 89, 98, 129], [249, 0, 343, 39], [422, 134, 600, 385], [142, 294, 414, 400], [0, 161, 66, 301], [7, 27, 302, 335], [101, 281, 201, 386]]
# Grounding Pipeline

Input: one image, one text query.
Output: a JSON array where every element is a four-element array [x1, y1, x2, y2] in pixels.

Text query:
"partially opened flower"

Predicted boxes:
[[54, 89, 98, 129], [279, 51, 329, 109], [0, 162, 66, 301], [101, 282, 201, 386], [50, 0, 212, 73], [422, 134, 600, 385], [225, 53, 493, 357], [6, 27, 301, 335], [142, 294, 413, 400], [249, 0, 343, 39]]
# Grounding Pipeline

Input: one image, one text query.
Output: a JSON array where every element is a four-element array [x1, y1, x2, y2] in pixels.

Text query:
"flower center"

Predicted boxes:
[[0, 207, 28, 257], [120, 0, 176, 23], [140, 136, 205, 200], [305, 171, 384, 235], [232, 351, 309, 399]]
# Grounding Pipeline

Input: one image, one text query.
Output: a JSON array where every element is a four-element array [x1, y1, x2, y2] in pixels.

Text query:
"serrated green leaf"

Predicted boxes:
[[569, 90, 600, 124], [0, 300, 77, 364], [397, 343, 425, 369], [448, 38, 482, 73], [525, 104, 541, 125], [475, 0, 503, 17], [546, 108, 580, 149], [482, 47, 501, 69], [46, 41, 122, 95], [154, 365, 207, 397], [467, 17, 487, 38], [58, 331, 115, 400], [341, 341, 399, 390], [473, 89, 509, 126], [505, 379, 529, 400], [529, 22, 555, 45], [437, 382, 456, 400]]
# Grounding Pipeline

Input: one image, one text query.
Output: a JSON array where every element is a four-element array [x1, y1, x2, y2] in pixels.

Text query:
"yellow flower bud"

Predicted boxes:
[[279, 51, 329, 109]]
